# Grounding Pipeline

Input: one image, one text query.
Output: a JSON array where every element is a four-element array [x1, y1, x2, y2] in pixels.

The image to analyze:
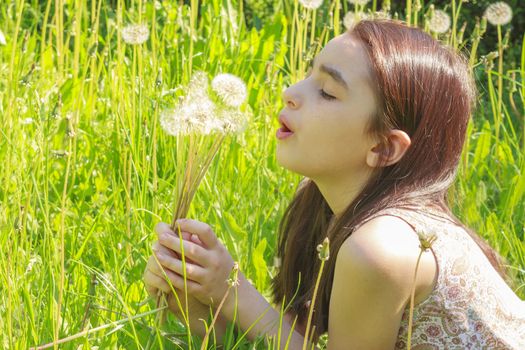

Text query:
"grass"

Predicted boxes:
[[0, 0, 523, 349]]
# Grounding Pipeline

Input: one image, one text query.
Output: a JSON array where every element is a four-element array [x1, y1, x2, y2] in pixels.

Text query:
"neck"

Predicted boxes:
[[312, 168, 372, 218]]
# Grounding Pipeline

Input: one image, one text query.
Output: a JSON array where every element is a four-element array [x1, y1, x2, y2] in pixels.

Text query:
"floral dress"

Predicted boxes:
[[356, 206, 525, 349]]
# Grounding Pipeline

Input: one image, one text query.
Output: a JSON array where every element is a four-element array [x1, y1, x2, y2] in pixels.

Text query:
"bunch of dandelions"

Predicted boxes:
[[155, 71, 249, 327]]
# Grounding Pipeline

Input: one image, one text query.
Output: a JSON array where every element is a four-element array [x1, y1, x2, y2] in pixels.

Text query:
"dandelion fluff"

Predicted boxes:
[[186, 71, 210, 101], [160, 98, 217, 136], [372, 10, 391, 20], [348, 0, 371, 5], [428, 10, 451, 34], [484, 2, 512, 26], [298, 0, 323, 10], [160, 108, 196, 136], [189, 71, 209, 90], [343, 12, 368, 30], [211, 73, 247, 108], [121, 24, 150, 45], [220, 109, 249, 134]]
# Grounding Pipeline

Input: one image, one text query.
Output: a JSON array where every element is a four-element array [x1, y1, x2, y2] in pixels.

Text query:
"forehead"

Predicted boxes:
[[317, 34, 372, 82]]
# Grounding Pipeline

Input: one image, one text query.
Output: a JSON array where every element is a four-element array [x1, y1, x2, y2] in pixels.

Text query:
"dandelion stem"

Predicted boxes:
[[406, 249, 424, 350]]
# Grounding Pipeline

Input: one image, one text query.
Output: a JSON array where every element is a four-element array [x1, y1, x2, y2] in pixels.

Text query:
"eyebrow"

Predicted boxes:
[[310, 58, 349, 90]]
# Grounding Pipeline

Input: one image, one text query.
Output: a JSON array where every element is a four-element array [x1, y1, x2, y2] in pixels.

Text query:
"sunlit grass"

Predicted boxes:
[[0, 0, 523, 349]]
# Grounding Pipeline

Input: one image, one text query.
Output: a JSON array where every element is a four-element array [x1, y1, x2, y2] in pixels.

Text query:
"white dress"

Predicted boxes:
[[356, 206, 525, 349]]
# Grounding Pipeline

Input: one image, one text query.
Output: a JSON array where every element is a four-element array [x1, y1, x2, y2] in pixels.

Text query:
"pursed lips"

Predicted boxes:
[[278, 114, 294, 132]]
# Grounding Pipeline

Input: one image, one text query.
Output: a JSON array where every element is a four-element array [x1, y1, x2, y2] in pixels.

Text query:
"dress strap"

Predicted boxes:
[[353, 206, 456, 236]]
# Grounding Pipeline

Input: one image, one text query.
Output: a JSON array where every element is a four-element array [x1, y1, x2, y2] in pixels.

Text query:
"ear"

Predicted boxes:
[[366, 130, 411, 167]]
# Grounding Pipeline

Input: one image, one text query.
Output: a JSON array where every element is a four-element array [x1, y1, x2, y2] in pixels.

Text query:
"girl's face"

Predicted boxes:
[[276, 33, 379, 181]]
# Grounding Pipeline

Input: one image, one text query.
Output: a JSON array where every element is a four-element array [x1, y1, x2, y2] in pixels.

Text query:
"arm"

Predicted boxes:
[[221, 271, 307, 348], [327, 215, 437, 349]]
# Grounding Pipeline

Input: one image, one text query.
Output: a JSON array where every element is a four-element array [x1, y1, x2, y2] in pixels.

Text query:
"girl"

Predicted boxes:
[[143, 19, 525, 349]]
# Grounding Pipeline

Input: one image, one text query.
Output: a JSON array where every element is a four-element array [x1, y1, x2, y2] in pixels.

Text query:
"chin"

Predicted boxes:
[[276, 150, 312, 177]]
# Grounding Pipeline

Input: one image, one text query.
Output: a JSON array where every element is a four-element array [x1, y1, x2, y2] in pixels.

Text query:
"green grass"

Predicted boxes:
[[0, 0, 523, 349]]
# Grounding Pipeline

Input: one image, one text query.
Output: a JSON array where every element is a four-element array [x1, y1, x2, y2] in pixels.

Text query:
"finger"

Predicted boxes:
[[156, 254, 205, 283], [155, 265, 201, 293], [147, 255, 166, 276], [152, 241, 180, 259], [174, 219, 218, 249], [155, 222, 192, 241], [190, 234, 203, 246], [159, 232, 209, 265], [144, 270, 171, 293]]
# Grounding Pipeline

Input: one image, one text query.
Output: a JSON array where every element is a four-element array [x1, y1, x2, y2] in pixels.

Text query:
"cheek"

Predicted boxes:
[[276, 122, 370, 177]]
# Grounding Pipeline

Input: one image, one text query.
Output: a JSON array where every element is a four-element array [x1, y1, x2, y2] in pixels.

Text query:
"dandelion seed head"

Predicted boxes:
[[371, 10, 391, 20], [187, 98, 216, 124], [428, 9, 451, 34], [298, 0, 323, 10], [190, 71, 209, 90], [161, 97, 220, 135], [484, 2, 512, 26], [211, 73, 247, 107], [186, 71, 210, 101], [220, 108, 249, 134], [200, 117, 226, 135], [121, 24, 150, 45], [160, 107, 199, 136], [343, 11, 368, 30], [348, 0, 371, 5]]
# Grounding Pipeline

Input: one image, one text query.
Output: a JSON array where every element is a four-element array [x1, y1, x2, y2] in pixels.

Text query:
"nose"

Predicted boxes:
[[282, 85, 300, 109]]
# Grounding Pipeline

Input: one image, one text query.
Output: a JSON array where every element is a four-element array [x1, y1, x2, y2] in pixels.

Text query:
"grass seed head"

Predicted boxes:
[[316, 237, 330, 261], [416, 231, 437, 251]]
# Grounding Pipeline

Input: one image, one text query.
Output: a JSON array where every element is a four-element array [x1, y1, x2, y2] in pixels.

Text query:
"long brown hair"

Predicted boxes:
[[272, 19, 510, 340]]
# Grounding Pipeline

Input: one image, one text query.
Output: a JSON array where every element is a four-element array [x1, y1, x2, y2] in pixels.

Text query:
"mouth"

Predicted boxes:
[[277, 114, 294, 140], [278, 115, 294, 132], [280, 123, 292, 132]]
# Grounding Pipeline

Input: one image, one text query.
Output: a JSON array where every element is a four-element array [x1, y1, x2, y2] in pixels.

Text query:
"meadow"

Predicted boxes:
[[0, 0, 523, 349]]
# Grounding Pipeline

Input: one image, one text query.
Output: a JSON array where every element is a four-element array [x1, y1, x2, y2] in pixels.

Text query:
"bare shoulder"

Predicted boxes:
[[327, 215, 438, 349], [340, 214, 438, 305]]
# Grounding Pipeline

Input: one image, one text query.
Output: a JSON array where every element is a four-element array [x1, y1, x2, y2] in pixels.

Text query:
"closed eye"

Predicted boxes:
[[320, 89, 336, 100]]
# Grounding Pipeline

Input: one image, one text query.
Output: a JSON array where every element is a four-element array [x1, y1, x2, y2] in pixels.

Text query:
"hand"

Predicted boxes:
[[144, 226, 225, 337], [155, 219, 236, 309], [144, 240, 210, 316]]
